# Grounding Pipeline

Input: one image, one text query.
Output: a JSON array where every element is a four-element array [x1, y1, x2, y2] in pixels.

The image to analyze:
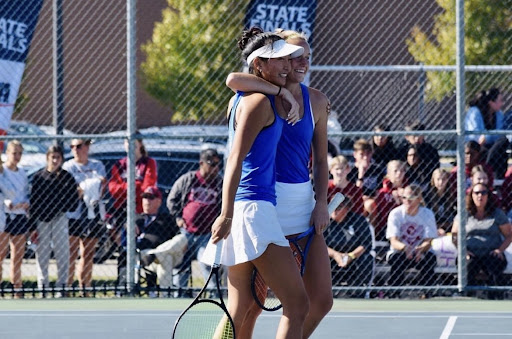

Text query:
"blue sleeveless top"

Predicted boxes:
[[276, 83, 315, 183], [228, 91, 284, 205]]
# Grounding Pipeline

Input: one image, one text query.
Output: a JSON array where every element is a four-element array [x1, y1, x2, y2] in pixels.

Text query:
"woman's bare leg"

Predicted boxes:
[[10, 234, 27, 289], [68, 235, 80, 286], [78, 237, 98, 288]]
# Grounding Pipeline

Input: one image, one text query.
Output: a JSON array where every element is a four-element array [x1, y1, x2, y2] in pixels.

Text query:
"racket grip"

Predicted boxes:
[[328, 192, 345, 214], [213, 239, 224, 266]]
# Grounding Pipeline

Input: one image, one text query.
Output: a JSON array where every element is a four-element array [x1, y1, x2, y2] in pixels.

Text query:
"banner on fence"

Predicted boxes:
[[0, 0, 44, 132]]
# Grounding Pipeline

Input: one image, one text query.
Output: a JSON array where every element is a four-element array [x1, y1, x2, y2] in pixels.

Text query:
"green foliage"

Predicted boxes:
[[406, 0, 512, 101], [141, 0, 249, 122]]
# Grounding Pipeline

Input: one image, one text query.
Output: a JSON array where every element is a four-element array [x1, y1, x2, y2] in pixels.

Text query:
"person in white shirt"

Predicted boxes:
[[386, 184, 438, 288]]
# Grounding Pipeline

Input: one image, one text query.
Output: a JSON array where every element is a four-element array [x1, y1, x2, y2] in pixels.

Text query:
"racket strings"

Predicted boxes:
[[173, 303, 235, 339]]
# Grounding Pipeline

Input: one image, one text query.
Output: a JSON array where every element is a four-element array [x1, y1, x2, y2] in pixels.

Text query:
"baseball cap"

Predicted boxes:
[[142, 186, 162, 200], [247, 39, 304, 66]]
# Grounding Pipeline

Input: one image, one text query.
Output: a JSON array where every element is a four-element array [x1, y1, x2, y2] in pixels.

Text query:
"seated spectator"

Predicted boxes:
[[325, 196, 374, 297], [500, 167, 512, 216], [465, 88, 508, 179], [450, 141, 494, 191], [368, 160, 406, 240], [398, 120, 440, 180], [386, 184, 438, 288], [424, 168, 456, 235], [405, 144, 431, 190], [348, 138, 385, 201], [371, 124, 399, 167], [131, 186, 181, 292], [471, 165, 501, 208], [166, 148, 222, 294], [328, 155, 364, 215], [451, 183, 512, 289]]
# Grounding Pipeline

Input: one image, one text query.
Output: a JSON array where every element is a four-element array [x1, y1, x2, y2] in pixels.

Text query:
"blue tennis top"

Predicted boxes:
[[276, 84, 315, 183], [228, 91, 284, 205]]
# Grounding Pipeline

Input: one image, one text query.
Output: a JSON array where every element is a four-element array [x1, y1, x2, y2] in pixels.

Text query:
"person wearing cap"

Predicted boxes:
[[30, 145, 80, 295], [62, 138, 107, 294], [225, 29, 331, 337], [131, 186, 181, 294], [200, 27, 308, 337], [166, 148, 223, 294]]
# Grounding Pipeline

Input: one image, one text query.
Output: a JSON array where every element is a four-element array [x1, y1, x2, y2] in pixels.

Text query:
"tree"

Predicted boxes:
[[406, 0, 511, 101], [141, 0, 248, 122]]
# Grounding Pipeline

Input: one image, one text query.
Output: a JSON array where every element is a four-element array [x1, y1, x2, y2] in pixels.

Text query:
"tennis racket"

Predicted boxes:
[[172, 240, 235, 339], [250, 192, 345, 311]]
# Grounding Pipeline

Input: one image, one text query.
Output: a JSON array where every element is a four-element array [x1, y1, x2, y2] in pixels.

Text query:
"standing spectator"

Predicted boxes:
[[108, 135, 157, 224], [30, 145, 79, 294], [1, 141, 30, 297], [63, 139, 107, 294], [134, 186, 181, 293], [166, 148, 222, 293], [399, 120, 440, 181], [328, 155, 364, 215], [451, 183, 512, 289], [465, 88, 508, 178], [425, 168, 456, 235], [325, 196, 374, 297], [348, 138, 386, 199], [371, 124, 399, 167], [368, 160, 407, 240], [386, 184, 438, 288], [0, 155, 16, 291]]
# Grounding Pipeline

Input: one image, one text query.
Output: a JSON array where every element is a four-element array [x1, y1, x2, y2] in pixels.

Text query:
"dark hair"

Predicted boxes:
[[405, 119, 425, 131], [465, 140, 481, 153], [46, 145, 64, 158], [466, 183, 495, 217], [200, 148, 220, 162], [135, 130, 147, 157], [469, 88, 501, 130], [238, 27, 282, 72]]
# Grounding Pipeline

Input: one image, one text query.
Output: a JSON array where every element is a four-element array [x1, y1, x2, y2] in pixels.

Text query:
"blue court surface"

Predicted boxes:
[[0, 298, 511, 338]]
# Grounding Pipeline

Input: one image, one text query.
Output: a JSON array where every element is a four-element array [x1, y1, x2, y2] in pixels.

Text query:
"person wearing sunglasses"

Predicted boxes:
[[62, 138, 107, 295], [385, 184, 438, 293], [451, 183, 512, 295], [166, 147, 222, 296]]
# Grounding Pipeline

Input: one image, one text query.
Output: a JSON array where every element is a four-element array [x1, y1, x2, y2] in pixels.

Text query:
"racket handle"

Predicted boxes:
[[213, 239, 224, 266], [328, 192, 345, 214]]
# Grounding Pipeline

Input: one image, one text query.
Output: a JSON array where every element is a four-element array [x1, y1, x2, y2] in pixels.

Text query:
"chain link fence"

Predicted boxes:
[[0, 0, 511, 299]]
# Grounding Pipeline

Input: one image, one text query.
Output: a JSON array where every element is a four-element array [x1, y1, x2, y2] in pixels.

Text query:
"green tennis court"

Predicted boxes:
[[1, 298, 512, 338]]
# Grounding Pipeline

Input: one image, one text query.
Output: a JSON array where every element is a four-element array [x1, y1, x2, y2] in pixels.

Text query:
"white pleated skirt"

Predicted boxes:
[[275, 181, 315, 236], [201, 200, 289, 267]]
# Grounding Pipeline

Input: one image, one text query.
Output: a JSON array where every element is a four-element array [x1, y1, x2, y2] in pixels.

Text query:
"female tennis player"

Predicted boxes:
[[202, 27, 309, 338], [226, 29, 332, 338]]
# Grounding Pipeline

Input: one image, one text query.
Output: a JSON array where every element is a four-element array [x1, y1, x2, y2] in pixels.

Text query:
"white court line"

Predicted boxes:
[[440, 316, 457, 339], [450, 334, 512, 336]]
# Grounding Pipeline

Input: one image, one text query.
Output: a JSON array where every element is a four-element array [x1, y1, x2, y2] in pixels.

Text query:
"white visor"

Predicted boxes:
[[246, 39, 304, 67]]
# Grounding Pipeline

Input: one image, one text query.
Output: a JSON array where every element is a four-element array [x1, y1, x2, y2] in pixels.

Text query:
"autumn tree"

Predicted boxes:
[[406, 0, 511, 101], [141, 0, 248, 122]]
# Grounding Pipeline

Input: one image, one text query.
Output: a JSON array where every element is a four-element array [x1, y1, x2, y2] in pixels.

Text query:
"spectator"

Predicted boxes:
[[108, 135, 157, 225], [30, 145, 79, 294], [347, 138, 385, 199], [371, 124, 399, 167], [166, 148, 222, 294], [500, 167, 512, 216], [450, 141, 494, 190], [405, 144, 432, 190], [0, 154, 16, 292], [386, 184, 438, 288], [133, 186, 182, 294], [424, 168, 456, 235], [399, 120, 440, 182], [0, 141, 30, 297], [328, 155, 364, 215], [325, 196, 374, 297], [368, 160, 407, 240], [465, 88, 508, 178], [451, 183, 512, 290], [63, 139, 107, 295]]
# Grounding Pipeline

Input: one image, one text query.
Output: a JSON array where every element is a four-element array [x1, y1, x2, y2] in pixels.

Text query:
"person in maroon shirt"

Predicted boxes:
[[450, 141, 494, 191], [328, 155, 364, 215], [166, 148, 222, 293]]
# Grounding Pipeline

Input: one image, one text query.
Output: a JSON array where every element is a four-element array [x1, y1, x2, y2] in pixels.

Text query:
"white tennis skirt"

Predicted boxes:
[[276, 181, 315, 236], [201, 200, 289, 267]]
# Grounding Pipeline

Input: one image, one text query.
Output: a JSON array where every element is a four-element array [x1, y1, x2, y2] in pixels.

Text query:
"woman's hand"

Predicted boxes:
[[210, 215, 232, 244], [311, 202, 329, 235], [490, 248, 505, 260], [279, 87, 300, 125]]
